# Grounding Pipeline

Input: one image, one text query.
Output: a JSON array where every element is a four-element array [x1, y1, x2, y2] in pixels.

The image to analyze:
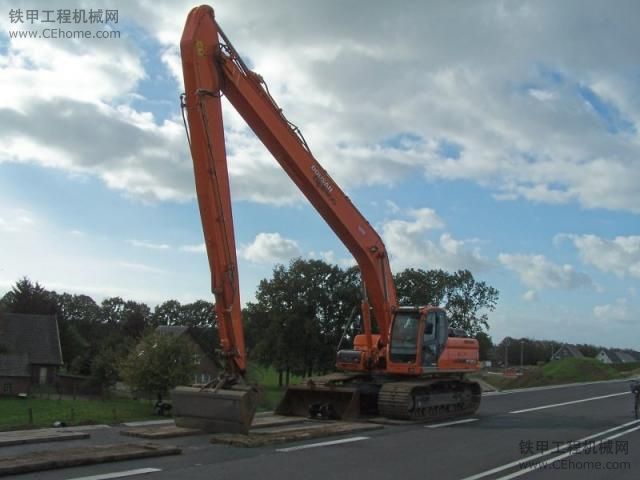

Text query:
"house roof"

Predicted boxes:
[[614, 350, 636, 363], [564, 345, 584, 357], [599, 349, 614, 362], [0, 313, 63, 366], [598, 349, 640, 363], [553, 344, 584, 358], [599, 349, 623, 363], [155, 325, 189, 337], [0, 353, 30, 377], [627, 350, 640, 362]]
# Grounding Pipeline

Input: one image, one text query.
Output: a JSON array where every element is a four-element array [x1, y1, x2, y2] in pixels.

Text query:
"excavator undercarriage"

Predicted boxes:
[[275, 372, 481, 424]]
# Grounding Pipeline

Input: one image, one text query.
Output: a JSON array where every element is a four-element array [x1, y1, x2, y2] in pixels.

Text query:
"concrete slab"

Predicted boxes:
[[210, 421, 383, 448], [0, 429, 89, 447], [121, 425, 204, 439], [250, 414, 306, 430], [122, 419, 174, 427], [0, 443, 181, 477], [120, 414, 306, 438], [254, 420, 332, 434]]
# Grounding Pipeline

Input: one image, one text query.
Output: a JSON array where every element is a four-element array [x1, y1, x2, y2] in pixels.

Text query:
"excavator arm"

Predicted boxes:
[[181, 5, 397, 370], [172, 4, 482, 434]]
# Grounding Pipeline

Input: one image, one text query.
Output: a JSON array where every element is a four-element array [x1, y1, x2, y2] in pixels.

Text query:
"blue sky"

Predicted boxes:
[[1, 1, 639, 349]]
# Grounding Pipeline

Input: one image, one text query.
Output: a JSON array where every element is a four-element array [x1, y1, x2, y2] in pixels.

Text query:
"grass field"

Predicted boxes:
[[0, 365, 311, 430], [0, 397, 157, 431], [482, 358, 627, 390]]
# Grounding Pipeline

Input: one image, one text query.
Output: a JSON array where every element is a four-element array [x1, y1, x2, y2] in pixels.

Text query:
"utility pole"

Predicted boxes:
[[505, 341, 509, 369]]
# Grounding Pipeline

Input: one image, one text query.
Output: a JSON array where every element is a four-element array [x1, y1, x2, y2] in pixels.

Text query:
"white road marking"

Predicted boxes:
[[276, 436, 369, 452], [509, 391, 629, 414], [66, 468, 162, 480], [494, 424, 640, 480], [458, 419, 640, 480], [483, 378, 633, 396], [427, 418, 479, 428]]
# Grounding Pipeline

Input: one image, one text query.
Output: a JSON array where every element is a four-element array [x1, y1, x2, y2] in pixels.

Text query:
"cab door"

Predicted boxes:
[[421, 311, 448, 367]]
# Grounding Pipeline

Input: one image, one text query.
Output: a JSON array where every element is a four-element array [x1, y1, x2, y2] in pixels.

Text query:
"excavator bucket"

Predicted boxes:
[[171, 384, 259, 434], [275, 384, 361, 420]]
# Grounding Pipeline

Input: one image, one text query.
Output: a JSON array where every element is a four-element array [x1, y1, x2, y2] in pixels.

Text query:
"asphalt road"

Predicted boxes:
[[5, 378, 639, 480]]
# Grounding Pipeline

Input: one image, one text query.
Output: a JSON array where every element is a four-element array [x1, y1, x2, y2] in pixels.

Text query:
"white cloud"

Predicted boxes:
[[593, 298, 636, 324], [308, 250, 356, 268], [0, 207, 35, 232], [528, 89, 555, 102], [180, 243, 206, 254], [498, 253, 594, 291], [523, 290, 538, 302], [382, 208, 489, 272], [385, 200, 401, 214], [558, 234, 640, 278], [1, 1, 640, 212], [240, 232, 302, 264], [0, 199, 207, 305], [117, 261, 166, 274], [128, 239, 171, 250], [383, 208, 445, 234]]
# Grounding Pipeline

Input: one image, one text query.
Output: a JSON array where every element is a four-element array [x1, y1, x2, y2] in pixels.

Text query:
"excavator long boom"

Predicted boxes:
[[181, 5, 397, 366], [172, 4, 482, 434]]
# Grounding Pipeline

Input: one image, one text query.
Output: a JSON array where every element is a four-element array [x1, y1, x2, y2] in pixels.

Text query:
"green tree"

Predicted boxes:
[[89, 347, 121, 396], [53, 292, 102, 373], [100, 297, 126, 324], [180, 300, 216, 328], [394, 268, 448, 306], [2, 277, 57, 314], [394, 268, 498, 336], [576, 343, 600, 358], [475, 331, 493, 361], [245, 259, 360, 385], [151, 300, 184, 327], [121, 301, 150, 339], [56, 293, 100, 324], [119, 332, 197, 398]]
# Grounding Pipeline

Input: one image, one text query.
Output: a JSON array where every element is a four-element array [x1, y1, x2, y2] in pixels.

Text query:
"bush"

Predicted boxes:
[[119, 332, 197, 398]]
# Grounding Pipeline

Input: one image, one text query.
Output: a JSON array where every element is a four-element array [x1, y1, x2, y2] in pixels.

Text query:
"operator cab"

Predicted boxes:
[[388, 307, 448, 367]]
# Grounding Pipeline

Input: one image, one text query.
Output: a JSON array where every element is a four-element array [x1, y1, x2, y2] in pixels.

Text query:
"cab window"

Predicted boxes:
[[389, 312, 420, 363]]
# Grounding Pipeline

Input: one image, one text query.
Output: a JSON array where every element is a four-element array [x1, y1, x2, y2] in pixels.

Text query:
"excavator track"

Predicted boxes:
[[377, 379, 481, 423]]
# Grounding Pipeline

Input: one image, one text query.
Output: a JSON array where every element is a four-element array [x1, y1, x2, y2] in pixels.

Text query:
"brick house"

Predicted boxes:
[[155, 326, 221, 385], [0, 353, 30, 395], [0, 313, 63, 395]]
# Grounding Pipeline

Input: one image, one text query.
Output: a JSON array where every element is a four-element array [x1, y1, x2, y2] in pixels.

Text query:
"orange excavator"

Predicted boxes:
[[171, 4, 481, 434]]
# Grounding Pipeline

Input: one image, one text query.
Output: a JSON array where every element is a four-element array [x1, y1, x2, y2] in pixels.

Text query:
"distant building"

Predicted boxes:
[[597, 349, 640, 364], [551, 344, 584, 361], [0, 313, 63, 395], [155, 326, 221, 384]]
